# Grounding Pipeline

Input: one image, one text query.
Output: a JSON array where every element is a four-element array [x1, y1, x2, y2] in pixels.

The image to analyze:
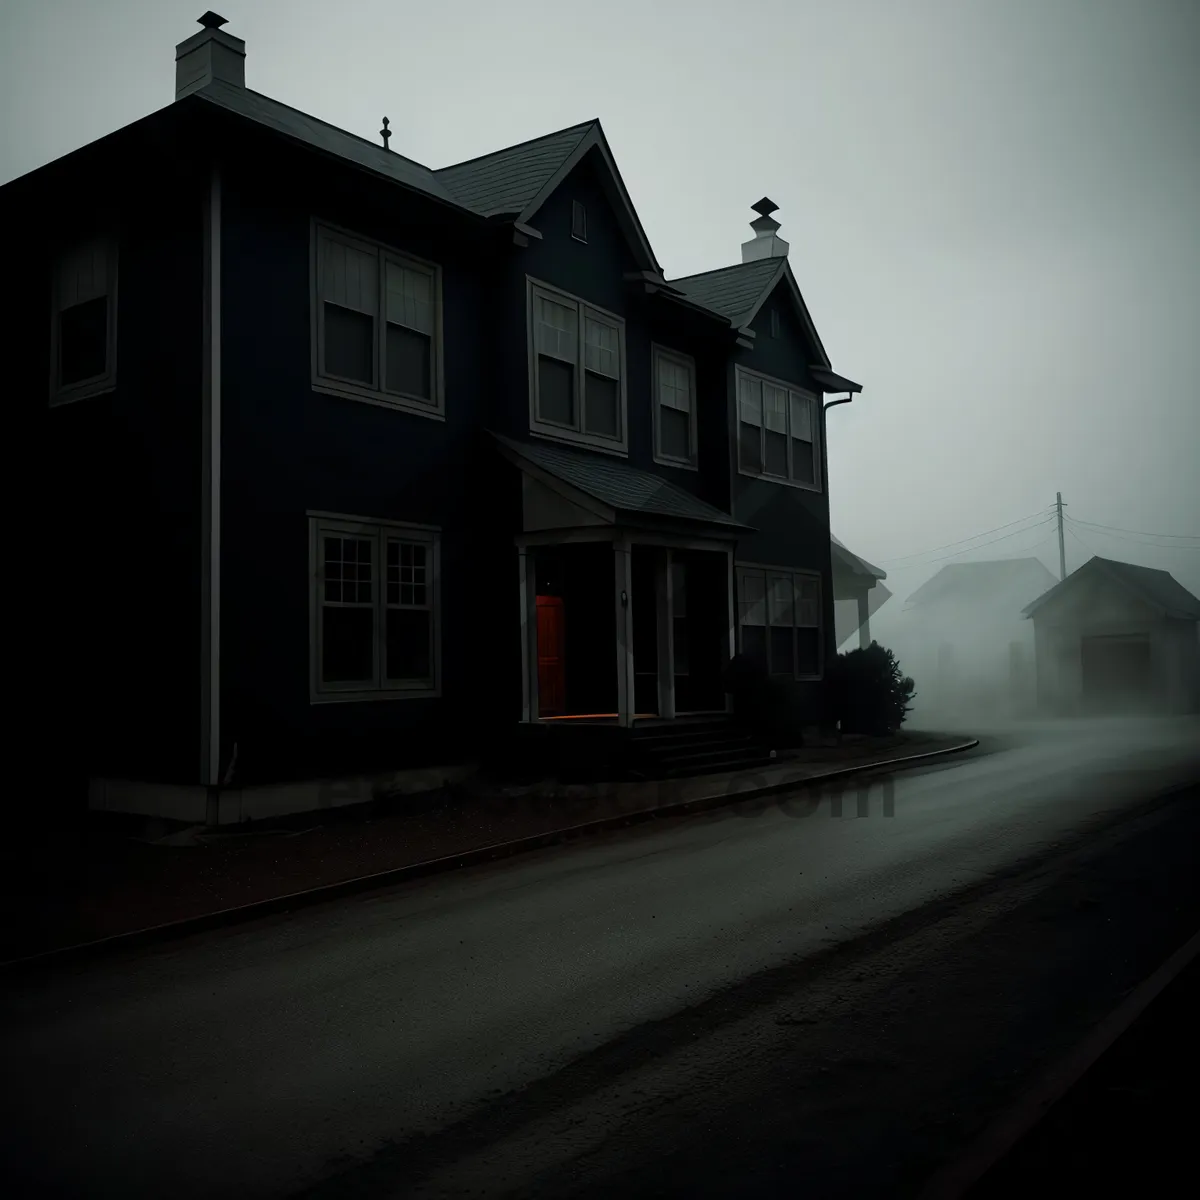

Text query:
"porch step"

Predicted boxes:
[[628, 718, 776, 780]]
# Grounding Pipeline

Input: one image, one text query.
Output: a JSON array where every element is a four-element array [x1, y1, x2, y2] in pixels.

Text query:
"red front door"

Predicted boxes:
[[536, 595, 566, 716]]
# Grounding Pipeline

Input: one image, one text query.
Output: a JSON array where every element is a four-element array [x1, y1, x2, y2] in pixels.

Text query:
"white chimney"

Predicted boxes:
[[741, 197, 790, 263], [176, 12, 245, 100]]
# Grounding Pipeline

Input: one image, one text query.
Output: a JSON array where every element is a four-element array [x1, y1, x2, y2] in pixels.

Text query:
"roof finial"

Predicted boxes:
[[198, 11, 228, 29], [380, 116, 391, 151]]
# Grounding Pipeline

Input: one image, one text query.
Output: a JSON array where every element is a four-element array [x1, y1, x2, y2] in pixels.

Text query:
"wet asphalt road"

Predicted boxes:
[[2, 717, 1198, 1198]]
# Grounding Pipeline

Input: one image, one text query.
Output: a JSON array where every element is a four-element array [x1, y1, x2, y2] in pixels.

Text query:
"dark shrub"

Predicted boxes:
[[827, 642, 915, 736]]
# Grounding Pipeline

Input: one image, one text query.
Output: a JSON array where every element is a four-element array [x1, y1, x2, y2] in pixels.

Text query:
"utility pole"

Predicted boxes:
[[1056, 491, 1067, 580]]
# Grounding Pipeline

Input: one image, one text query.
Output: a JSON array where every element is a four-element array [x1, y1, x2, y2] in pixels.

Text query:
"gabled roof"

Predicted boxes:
[[434, 120, 596, 216], [667, 259, 782, 327], [903, 558, 1059, 613], [832, 535, 887, 581], [1022, 556, 1200, 621], [493, 433, 750, 532], [668, 257, 834, 370]]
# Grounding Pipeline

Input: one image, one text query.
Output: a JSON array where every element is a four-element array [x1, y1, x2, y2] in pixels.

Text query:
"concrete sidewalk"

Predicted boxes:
[[1, 730, 979, 966]]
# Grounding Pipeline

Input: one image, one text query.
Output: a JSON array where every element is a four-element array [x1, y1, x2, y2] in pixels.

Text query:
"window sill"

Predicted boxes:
[[312, 377, 445, 420], [653, 452, 699, 472], [311, 685, 441, 705], [529, 424, 629, 458], [736, 467, 823, 494], [49, 379, 116, 408]]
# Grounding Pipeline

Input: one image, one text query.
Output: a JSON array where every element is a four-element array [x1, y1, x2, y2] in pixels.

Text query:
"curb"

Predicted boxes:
[[0, 738, 980, 973]]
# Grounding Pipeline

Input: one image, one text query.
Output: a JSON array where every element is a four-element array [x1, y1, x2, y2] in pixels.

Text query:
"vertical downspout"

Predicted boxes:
[[201, 168, 222, 823]]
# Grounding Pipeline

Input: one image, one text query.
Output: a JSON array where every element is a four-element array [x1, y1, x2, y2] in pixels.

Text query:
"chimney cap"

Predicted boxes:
[[198, 11, 229, 30], [751, 197, 779, 218]]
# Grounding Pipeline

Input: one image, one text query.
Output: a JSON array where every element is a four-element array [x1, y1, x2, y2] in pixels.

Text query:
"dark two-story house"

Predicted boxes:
[[10, 13, 866, 824]]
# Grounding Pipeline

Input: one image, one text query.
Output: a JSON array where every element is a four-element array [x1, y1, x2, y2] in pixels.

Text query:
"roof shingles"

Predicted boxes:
[[494, 434, 746, 529], [667, 259, 783, 326]]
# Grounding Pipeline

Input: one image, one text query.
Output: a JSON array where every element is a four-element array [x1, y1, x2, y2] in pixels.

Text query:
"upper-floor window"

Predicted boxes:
[[736, 366, 821, 490], [309, 513, 441, 702], [312, 222, 443, 418], [528, 278, 626, 452], [652, 345, 697, 469], [737, 565, 823, 680], [50, 235, 117, 405], [571, 200, 587, 242]]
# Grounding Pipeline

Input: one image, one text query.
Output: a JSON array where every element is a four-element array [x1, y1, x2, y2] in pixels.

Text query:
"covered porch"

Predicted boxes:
[[496, 433, 750, 730]]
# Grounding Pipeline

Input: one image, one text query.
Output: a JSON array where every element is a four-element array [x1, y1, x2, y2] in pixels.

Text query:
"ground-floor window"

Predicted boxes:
[[309, 514, 440, 701], [736, 565, 823, 679]]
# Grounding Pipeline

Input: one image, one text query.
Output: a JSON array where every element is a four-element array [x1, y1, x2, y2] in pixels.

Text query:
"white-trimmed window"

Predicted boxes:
[[50, 235, 118, 405], [309, 514, 441, 701], [528, 278, 626, 451], [736, 565, 822, 679], [736, 366, 820, 488], [571, 200, 587, 242], [312, 222, 442, 417], [653, 345, 697, 468]]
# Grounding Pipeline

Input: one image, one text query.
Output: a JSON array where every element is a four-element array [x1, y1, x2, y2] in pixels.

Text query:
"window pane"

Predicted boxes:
[[324, 303, 374, 384], [791, 438, 816, 485], [386, 541, 428, 606], [572, 200, 587, 240], [386, 608, 432, 682], [769, 627, 794, 675], [768, 575, 794, 625], [583, 316, 619, 378], [321, 236, 378, 314], [741, 623, 767, 669], [324, 536, 372, 604], [385, 261, 433, 334], [738, 570, 766, 625], [584, 371, 619, 438], [796, 627, 821, 676], [660, 358, 691, 412], [739, 422, 762, 473], [59, 297, 108, 385], [738, 376, 762, 425], [764, 384, 788, 432], [764, 429, 788, 476], [322, 606, 374, 683], [796, 577, 820, 626], [537, 297, 577, 361], [385, 324, 432, 399], [538, 356, 575, 425], [661, 405, 690, 459], [789, 392, 813, 441]]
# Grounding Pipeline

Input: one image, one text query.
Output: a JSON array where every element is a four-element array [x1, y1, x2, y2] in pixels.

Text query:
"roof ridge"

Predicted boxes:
[[434, 118, 598, 174], [668, 259, 779, 284], [215, 83, 438, 174]]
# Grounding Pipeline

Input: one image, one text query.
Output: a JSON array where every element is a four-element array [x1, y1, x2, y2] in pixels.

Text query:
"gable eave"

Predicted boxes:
[[740, 259, 833, 369], [514, 124, 663, 275]]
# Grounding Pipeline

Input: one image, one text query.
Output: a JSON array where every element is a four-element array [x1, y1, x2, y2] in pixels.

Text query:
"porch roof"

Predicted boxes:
[[493, 433, 753, 533]]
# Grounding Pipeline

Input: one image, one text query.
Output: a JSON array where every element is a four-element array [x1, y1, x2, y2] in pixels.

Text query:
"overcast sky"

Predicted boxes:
[[4, 0, 1198, 598]]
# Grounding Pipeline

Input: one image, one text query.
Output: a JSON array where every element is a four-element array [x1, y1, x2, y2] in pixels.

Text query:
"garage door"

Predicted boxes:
[[1080, 634, 1153, 712]]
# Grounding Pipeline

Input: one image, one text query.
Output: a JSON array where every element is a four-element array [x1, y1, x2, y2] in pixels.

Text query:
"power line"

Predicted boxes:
[[908, 516, 1059, 566], [1064, 515, 1199, 545], [878, 509, 1053, 565]]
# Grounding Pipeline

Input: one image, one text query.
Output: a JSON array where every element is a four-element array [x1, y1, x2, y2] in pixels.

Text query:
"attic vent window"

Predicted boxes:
[[770, 308, 781, 338], [571, 200, 587, 242]]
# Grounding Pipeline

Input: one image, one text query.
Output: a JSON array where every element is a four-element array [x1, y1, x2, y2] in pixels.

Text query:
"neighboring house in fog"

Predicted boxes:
[[832, 536, 890, 650], [878, 558, 1058, 717], [13, 13, 869, 825], [1023, 557, 1200, 716]]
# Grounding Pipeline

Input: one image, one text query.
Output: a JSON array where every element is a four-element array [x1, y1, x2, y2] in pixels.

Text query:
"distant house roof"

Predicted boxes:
[[1022, 557, 1200, 621], [832, 535, 887, 581], [902, 558, 1059, 614], [493, 433, 750, 532]]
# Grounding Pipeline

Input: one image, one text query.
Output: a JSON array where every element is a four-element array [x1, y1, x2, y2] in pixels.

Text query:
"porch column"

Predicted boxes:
[[657, 550, 675, 719], [614, 537, 634, 726], [857, 592, 871, 650], [518, 545, 538, 721]]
